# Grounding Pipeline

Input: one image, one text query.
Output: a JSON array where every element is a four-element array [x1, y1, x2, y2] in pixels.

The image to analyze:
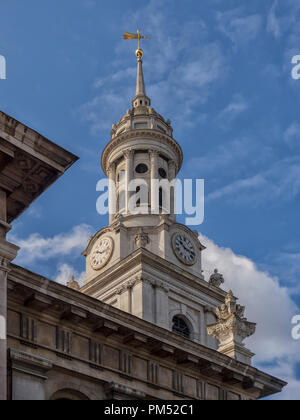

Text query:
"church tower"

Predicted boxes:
[[81, 32, 253, 362]]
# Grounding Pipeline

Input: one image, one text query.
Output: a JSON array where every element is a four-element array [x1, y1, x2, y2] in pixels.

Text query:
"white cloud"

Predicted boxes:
[[187, 136, 255, 176], [217, 9, 262, 46], [267, 1, 281, 39], [207, 174, 266, 202], [206, 156, 300, 205], [284, 123, 300, 150], [220, 97, 248, 118], [200, 234, 300, 399], [218, 94, 249, 127], [10, 224, 93, 265]]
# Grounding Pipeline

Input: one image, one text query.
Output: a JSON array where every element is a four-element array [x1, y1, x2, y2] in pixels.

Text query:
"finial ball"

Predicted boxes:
[[136, 48, 143, 60]]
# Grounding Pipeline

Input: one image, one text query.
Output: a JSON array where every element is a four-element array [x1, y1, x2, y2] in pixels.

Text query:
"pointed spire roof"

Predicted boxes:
[[132, 55, 151, 108], [136, 58, 146, 97], [123, 30, 151, 109]]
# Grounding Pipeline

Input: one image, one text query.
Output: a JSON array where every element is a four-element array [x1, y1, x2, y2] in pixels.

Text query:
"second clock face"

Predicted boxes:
[[172, 234, 196, 265], [90, 237, 114, 270]]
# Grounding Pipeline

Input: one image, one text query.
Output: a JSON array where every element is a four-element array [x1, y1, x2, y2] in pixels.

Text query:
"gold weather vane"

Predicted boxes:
[[123, 30, 150, 60]]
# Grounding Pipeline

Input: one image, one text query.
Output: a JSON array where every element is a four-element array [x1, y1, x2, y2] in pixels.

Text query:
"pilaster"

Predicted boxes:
[[124, 149, 134, 214], [108, 162, 116, 224], [168, 160, 176, 221], [0, 189, 19, 400]]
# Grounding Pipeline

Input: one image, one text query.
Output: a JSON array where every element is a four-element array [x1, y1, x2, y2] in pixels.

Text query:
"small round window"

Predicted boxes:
[[135, 164, 148, 174], [159, 168, 167, 179]]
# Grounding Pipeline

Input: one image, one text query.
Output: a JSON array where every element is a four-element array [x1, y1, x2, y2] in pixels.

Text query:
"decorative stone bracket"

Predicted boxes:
[[104, 382, 145, 400], [207, 291, 256, 365]]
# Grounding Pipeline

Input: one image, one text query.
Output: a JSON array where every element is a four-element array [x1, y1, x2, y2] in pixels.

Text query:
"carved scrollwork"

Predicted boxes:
[[207, 291, 256, 346]]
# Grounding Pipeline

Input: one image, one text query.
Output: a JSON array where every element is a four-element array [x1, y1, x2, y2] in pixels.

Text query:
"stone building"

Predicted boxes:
[[0, 40, 286, 400]]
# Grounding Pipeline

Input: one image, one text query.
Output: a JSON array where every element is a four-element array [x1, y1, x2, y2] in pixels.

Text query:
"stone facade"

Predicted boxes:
[[6, 265, 285, 400]]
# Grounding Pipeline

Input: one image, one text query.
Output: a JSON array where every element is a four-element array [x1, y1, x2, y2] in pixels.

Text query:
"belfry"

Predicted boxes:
[[0, 31, 286, 400]]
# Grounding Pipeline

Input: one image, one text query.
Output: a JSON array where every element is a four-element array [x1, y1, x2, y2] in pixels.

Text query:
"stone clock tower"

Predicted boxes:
[[81, 34, 252, 360]]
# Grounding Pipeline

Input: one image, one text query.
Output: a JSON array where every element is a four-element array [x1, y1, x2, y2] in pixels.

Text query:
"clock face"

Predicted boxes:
[[90, 237, 114, 270], [172, 234, 196, 265]]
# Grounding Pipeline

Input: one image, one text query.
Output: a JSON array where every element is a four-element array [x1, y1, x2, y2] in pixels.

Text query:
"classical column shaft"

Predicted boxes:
[[155, 285, 169, 329], [131, 279, 154, 323], [124, 150, 134, 214], [168, 161, 176, 221], [149, 150, 159, 214], [108, 163, 116, 224]]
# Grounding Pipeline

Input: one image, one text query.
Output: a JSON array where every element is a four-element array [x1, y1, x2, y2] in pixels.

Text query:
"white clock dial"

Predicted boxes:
[[172, 234, 196, 265], [90, 237, 114, 270]]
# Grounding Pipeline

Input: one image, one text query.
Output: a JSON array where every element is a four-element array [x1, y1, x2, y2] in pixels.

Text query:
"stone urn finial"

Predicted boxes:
[[207, 290, 256, 365], [209, 269, 225, 288], [66, 275, 80, 291]]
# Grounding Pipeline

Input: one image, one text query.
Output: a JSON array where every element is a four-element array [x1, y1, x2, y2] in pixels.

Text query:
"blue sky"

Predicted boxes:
[[2, 0, 300, 399]]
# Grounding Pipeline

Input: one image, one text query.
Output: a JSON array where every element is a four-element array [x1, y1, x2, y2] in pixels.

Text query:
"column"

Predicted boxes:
[[0, 189, 19, 400], [149, 150, 159, 214], [168, 160, 176, 222], [108, 162, 116, 224], [124, 149, 134, 215], [131, 276, 155, 323]]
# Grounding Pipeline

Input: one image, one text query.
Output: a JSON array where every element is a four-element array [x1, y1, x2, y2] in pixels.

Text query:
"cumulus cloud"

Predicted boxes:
[[200, 234, 300, 400], [10, 224, 93, 265]]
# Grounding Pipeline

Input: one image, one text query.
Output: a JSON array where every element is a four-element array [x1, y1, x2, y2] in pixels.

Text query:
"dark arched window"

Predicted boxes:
[[159, 187, 163, 208], [172, 316, 190, 339]]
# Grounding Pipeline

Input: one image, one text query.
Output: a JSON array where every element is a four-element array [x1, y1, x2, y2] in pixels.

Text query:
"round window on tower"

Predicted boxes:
[[159, 168, 167, 179], [135, 163, 148, 174]]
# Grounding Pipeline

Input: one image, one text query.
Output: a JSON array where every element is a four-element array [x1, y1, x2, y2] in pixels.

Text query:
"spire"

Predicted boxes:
[[123, 30, 151, 108], [136, 58, 146, 97]]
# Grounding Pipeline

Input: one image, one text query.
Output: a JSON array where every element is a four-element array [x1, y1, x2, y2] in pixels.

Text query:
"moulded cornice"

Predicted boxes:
[[101, 129, 183, 175]]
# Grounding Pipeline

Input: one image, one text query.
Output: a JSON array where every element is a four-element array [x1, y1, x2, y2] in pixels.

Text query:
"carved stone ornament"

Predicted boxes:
[[135, 232, 149, 248], [66, 276, 80, 291], [116, 279, 137, 295], [207, 291, 256, 364], [209, 269, 225, 288], [0, 257, 9, 269]]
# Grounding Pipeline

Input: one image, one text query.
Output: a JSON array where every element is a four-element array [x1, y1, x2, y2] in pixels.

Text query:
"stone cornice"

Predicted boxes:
[[101, 129, 183, 175], [81, 248, 219, 301], [9, 348, 53, 380]]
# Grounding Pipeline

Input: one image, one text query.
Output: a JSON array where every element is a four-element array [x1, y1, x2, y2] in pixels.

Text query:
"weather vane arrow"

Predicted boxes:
[[123, 29, 150, 61]]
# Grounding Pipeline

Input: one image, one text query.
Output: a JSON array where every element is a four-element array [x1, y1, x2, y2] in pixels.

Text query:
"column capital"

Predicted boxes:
[[123, 149, 134, 160], [107, 162, 116, 177], [149, 149, 159, 160], [0, 239, 19, 268], [168, 160, 176, 170]]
